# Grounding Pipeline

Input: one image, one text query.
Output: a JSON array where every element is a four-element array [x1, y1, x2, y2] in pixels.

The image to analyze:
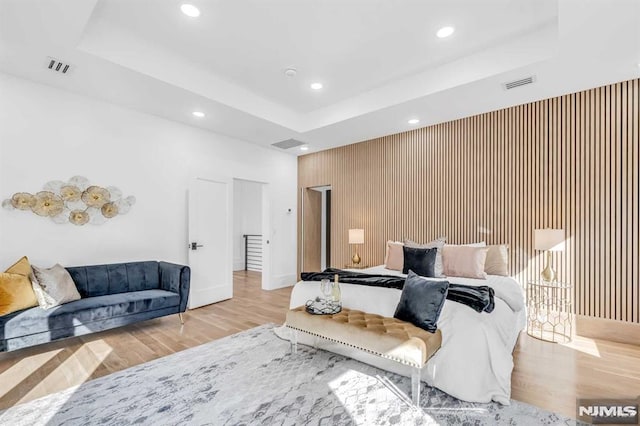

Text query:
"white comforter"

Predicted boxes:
[[286, 265, 526, 405]]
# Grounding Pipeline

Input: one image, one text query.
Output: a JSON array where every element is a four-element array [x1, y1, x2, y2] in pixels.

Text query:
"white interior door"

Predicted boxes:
[[188, 177, 232, 309]]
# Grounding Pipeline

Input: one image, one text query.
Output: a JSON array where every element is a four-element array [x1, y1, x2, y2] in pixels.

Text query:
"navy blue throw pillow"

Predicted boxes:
[[394, 271, 449, 333], [402, 246, 437, 277]]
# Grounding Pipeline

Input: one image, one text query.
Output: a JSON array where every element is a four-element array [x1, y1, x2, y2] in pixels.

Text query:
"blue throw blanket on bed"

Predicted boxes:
[[300, 268, 495, 313]]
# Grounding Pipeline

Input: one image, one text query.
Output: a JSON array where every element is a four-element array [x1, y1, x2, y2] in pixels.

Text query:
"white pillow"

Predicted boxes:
[[446, 241, 486, 247], [31, 264, 81, 309]]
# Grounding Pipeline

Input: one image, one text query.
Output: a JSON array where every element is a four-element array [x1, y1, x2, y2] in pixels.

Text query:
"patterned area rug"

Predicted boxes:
[[0, 324, 579, 425]]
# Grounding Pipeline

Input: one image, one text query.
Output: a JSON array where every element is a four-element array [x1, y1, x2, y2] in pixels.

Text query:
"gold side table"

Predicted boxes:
[[527, 280, 573, 343]]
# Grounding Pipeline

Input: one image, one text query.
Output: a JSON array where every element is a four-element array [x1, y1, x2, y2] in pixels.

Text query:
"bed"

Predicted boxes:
[[280, 265, 526, 405]]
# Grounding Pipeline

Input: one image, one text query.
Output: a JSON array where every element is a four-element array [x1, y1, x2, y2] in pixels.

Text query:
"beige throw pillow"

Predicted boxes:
[[442, 246, 488, 279], [384, 241, 404, 271], [485, 245, 510, 276], [404, 236, 447, 277], [31, 264, 81, 309]]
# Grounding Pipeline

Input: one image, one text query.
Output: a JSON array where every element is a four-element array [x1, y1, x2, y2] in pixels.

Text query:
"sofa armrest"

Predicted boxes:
[[159, 262, 190, 312]]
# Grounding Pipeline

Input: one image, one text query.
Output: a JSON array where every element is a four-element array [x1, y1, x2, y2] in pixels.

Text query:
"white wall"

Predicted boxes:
[[0, 72, 297, 290], [233, 179, 262, 271]]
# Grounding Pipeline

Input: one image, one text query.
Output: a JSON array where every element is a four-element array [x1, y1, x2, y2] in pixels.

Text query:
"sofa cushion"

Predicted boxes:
[[0, 289, 179, 340], [67, 262, 160, 297]]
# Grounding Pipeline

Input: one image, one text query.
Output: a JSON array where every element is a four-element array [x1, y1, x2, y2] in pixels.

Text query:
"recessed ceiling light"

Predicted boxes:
[[192, 111, 205, 118], [181, 4, 200, 17], [408, 118, 420, 125], [300, 146, 309, 151], [436, 26, 455, 38], [284, 68, 297, 78], [310, 82, 323, 90]]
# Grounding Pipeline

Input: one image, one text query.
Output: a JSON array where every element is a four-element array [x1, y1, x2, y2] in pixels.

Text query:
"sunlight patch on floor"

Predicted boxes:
[[561, 336, 600, 358], [327, 369, 443, 424], [0, 349, 63, 399], [16, 339, 113, 406]]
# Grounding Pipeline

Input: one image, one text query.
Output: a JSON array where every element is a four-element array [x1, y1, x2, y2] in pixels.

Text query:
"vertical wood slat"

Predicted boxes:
[[298, 77, 640, 324]]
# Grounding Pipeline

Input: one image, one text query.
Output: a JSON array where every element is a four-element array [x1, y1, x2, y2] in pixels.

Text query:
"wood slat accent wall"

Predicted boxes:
[[298, 78, 640, 323]]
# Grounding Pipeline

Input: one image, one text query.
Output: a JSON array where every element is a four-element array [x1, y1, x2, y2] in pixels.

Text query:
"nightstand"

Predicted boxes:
[[526, 280, 573, 343], [344, 264, 369, 270]]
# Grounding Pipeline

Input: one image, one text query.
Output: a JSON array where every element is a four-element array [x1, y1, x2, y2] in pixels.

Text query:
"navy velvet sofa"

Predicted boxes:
[[0, 261, 190, 352]]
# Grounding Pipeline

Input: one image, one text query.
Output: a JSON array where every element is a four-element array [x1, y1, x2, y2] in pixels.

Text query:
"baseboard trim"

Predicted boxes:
[[576, 314, 640, 345], [266, 273, 296, 290]]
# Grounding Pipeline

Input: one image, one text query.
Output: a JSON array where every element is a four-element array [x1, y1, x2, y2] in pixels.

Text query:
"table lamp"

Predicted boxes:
[[534, 228, 565, 282], [348, 229, 364, 265]]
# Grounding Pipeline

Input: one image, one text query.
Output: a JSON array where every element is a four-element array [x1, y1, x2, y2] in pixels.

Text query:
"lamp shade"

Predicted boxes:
[[534, 229, 565, 251], [348, 229, 364, 244]]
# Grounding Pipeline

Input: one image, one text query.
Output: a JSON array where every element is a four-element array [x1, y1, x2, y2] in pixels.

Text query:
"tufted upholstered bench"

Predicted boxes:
[[286, 306, 442, 406]]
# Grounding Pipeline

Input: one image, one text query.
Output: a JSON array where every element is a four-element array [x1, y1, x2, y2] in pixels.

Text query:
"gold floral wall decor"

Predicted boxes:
[[1, 176, 136, 226]]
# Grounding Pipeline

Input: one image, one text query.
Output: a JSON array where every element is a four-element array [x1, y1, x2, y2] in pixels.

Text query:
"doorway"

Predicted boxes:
[[188, 177, 233, 309], [233, 178, 265, 290], [301, 185, 331, 272]]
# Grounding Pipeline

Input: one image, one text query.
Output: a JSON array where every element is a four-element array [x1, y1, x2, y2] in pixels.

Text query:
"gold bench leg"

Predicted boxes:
[[178, 313, 184, 325], [411, 367, 421, 407]]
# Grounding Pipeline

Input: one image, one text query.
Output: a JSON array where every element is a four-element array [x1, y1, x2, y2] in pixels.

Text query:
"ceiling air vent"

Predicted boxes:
[[271, 138, 305, 150], [45, 57, 72, 74], [503, 76, 535, 90]]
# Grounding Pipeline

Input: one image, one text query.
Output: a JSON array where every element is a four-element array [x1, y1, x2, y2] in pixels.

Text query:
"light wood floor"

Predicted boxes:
[[512, 329, 640, 417], [1, 271, 639, 420], [0, 271, 290, 410]]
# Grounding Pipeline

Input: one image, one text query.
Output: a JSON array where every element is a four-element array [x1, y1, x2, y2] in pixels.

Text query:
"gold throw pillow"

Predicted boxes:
[[0, 256, 39, 316]]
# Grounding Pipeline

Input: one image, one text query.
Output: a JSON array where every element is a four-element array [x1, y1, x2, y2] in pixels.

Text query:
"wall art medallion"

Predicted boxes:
[[2, 176, 136, 226]]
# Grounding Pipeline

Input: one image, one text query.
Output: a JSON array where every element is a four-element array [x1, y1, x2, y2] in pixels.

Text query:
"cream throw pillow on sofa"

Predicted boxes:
[[31, 264, 81, 310]]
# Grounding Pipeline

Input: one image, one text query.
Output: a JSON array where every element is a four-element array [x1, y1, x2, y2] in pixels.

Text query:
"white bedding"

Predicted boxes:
[[285, 265, 526, 405]]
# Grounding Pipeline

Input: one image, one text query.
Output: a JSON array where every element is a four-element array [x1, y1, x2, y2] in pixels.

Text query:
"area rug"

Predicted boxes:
[[0, 324, 579, 425]]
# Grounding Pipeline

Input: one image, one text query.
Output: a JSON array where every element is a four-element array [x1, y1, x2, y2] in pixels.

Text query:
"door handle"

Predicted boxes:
[[190, 242, 204, 250]]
